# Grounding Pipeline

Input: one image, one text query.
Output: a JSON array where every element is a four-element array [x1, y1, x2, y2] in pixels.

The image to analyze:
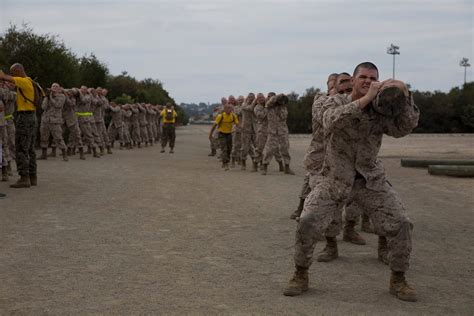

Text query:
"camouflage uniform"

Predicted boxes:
[[98, 94, 111, 148], [262, 95, 291, 165], [240, 99, 257, 162], [63, 94, 83, 150], [131, 105, 141, 145], [91, 94, 105, 149], [254, 102, 282, 165], [122, 106, 132, 147], [295, 92, 419, 272], [210, 105, 223, 154], [0, 96, 8, 170], [75, 90, 97, 150], [107, 105, 124, 144], [3, 89, 16, 161], [138, 104, 149, 144], [146, 105, 156, 145], [231, 102, 243, 161], [39, 93, 67, 150]]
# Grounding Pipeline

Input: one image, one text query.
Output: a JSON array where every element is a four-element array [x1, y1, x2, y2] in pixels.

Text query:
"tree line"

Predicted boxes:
[[0, 24, 189, 125]]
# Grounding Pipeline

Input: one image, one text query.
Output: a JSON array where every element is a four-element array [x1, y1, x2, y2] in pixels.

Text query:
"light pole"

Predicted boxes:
[[387, 44, 400, 79], [459, 57, 470, 85]]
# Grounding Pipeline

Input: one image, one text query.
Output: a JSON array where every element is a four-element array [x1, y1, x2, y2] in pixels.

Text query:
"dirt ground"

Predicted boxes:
[[1, 125, 473, 315]]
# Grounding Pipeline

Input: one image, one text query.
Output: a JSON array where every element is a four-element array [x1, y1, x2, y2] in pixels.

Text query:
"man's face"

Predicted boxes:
[[102, 89, 108, 96], [224, 104, 232, 114], [51, 83, 60, 93], [221, 97, 227, 105], [228, 96, 236, 105], [246, 93, 255, 103], [256, 93, 265, 103], [352, 67, 379, 96], [80, 86, 88, 93], [336, 75, 352, 94]]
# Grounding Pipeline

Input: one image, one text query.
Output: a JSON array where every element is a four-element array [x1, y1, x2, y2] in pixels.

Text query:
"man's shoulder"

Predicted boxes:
[[326, 93, 351, 106]]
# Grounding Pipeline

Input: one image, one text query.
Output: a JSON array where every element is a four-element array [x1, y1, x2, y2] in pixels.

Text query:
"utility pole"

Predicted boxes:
[[387, 44, 400, 79], [459, 57, 470, 85]]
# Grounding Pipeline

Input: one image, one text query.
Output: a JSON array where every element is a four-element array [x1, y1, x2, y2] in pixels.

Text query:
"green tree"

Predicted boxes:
[[78, 53, 108, 88]]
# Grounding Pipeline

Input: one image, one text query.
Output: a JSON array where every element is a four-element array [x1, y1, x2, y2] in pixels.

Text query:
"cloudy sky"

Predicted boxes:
[[1, 0, 472, 103]]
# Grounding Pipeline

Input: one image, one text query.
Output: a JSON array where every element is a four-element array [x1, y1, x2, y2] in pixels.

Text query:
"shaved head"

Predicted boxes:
[[10, 63, 26, 77]]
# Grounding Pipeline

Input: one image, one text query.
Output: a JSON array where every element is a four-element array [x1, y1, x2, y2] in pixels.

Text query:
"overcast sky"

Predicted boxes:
[[1, 0, 472, 103]]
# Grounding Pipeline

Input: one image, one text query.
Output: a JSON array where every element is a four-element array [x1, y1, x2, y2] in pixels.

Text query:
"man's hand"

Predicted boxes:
[[358, 80, 386, 109]]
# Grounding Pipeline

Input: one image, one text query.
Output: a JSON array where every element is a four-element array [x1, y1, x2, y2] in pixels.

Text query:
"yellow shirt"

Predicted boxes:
[[215, 112, 239, 134], [13, 77, 35, 111], [160, 109, 178, 124]]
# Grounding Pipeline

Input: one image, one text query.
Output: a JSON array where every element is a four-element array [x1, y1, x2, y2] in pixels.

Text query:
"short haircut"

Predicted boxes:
[[353, 62, 378, 77], [338, 72, 351, 77]]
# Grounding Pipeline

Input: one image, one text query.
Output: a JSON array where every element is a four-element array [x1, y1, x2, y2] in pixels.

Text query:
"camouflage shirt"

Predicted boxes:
[[265, 95, 289, 135]]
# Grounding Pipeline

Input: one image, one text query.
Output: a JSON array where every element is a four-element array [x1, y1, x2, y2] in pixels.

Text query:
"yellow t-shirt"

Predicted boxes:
[[13, 77, 35, 111], [215, 112, 239, 134], [160, 109, 178, 124]]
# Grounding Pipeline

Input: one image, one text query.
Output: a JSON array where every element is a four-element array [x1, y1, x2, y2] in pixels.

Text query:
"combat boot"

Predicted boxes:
[[30, 175, 37, 186], [169, 148, 174, 154], [317, 237, 339, 262], [145, 142, 148, 147], [361, 214, 374, 233], [10, 175, 31, 188], [2, 167, 8, 182], [160, 147, 165, 153], [389, 271, 417, 302], [283, 265, 309, 296], [7, 162, 13, 176], [378, 236, 389, 265], [290, 198, 305, 220], [251, 161, 258, 172], [278, 161, 284, 172], [241, 159, 246, 170], [261, 164, 268, 175], [99, 146, 105, 156], [107, 146, 112, 154], [67, 148, 71, 156], [79, 148, 86, 160], [224, 163, 229, 171], [343, 220, 366, 245], [86, 146, 92, 154], [38, 148, 48, 160], [48, 147, 57, 157], [284, 164, 295, 175], [138, 143, 142, 148], [93, 147, 101, 158], [71, 147, 76, 156], [208, 149, 216, 157], [237, 158, 241, 166], [230, 157, 236, 168], [61, 149, 69, 162]]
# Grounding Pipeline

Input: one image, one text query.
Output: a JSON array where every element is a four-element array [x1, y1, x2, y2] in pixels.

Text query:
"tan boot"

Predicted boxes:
[[361, 214, 374, 233], [85, 146, 92, 154], [241, 159, 246, 170], [61, 149, 69, 161], [7, 162, 13, 176], [261, 164, 268, 175], [99, 146, 105, 156], [317, 237, 339, 262], [283, 265, 309, 296], [278, 161, 284, 172], [107, 146, 112, 154], [30, 175, 37, 186], [284, 164, 295, 175], [251, 161, 258, 172], [38, 148, 48, 160], [378, 236, 389, 265], [79, 147, 86, 160], [10, 175, 31, 188], [224, 163, 230, 171], [390, 271, 417, 302], [290, 198, 304, 220], [230, 157, 236, 168], [2, 167, 8, 182], [48, 147, 57, 157], [343, 220, 366, 245]]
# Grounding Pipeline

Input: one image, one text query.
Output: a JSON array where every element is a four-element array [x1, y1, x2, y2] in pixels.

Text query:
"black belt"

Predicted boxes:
[[17, 111, 35, 114]]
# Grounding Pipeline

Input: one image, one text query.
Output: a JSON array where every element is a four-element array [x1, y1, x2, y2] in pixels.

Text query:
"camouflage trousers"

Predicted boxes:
[[0, 126, 9, 166], [140, 125, 149, 143], [231, 130, 242, 160], [240, 131, 256, 161], [96, 121, 109, 147], [108, 124, 124, 144], [263, 133, 290, 165], [40, 122, 66, 150], [131, 124, 141, 144], [123, 123, 132, 144], [255, 131, 282, 164], [6, 119, 15, 160], [65, 122, 83, 149], [91, 121, 104, 148], [210, 129, 220, 151], [295, 177, 413, 272], [155, 123, 161, 141], [15, 112, 37, 176], [78, 118, 97, 149], [161, 124, 176, 148], [219, 132, 232, 163]]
